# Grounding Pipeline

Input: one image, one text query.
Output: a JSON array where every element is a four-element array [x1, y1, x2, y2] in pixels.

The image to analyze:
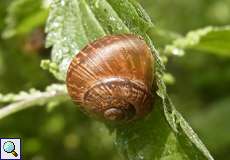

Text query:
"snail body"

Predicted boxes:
[[66, 34, 155, 122]]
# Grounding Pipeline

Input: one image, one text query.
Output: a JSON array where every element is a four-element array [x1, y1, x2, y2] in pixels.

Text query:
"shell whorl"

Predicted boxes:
[[66, 34, 155, 122]]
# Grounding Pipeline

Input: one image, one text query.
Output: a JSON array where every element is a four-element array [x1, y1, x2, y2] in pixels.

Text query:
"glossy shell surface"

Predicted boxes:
[[66, 34, 155, 122]]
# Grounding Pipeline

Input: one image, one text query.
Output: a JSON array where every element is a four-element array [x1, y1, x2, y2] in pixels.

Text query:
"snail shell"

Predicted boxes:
[[66, 34, 155, 122]]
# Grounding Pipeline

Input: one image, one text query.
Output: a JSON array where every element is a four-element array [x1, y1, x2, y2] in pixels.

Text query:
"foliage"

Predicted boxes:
[[165, 26, 230, 56], [2, 0, 48, 38], [45, 0, 213, 159], [0, 84, 67, 119], [0, 0, 230, 159]]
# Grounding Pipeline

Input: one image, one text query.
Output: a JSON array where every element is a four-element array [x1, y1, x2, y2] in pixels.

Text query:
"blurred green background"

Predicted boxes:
[[0, 0, 230, 159]]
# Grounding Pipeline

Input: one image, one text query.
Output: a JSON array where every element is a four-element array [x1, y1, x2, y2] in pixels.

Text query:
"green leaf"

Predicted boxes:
[[116, 104, 211, 160], [46, 0, 214, 159], [165, 26, 230, 56], [40, 59, 63, 81], [2, 0, 48, 38]]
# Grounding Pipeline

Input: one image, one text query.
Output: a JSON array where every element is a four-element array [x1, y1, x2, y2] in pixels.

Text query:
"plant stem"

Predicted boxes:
[[0, 84, 68, 120]]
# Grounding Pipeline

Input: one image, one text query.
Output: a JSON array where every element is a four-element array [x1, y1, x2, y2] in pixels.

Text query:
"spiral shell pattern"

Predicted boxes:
[[66, 34, 155, 122]]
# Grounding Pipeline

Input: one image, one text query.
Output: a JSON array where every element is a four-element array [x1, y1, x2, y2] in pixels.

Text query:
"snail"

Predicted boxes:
[[66, 34, 155, 122]]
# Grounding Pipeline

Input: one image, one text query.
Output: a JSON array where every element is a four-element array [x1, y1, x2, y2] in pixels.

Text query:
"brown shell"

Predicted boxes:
[[66, 34, 155, 122]]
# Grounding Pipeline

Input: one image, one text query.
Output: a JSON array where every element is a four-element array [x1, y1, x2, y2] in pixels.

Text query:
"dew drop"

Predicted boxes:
[[52, 22, 59, 28], [109, 16, 116, 21]]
